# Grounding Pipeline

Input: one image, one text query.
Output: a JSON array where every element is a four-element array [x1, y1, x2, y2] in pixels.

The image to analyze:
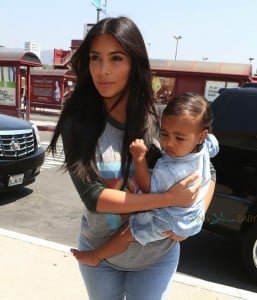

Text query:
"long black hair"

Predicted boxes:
[[48, 16, 158, 184]]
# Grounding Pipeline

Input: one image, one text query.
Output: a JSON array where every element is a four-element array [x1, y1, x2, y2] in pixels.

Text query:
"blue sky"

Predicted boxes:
[[1, 0, 256, 72]]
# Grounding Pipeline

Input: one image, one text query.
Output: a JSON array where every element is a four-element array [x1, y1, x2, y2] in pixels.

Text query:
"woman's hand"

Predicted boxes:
[[166, 173, 201, 207], [163, 230, 187, 242], [97, 173, 202, 214]]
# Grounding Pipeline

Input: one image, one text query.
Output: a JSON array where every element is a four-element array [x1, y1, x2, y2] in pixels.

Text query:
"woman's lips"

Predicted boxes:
[[98, 81, 113, 87]]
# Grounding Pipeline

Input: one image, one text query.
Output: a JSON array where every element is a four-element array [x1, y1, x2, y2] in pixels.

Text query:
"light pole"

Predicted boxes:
[[173, 35, 182, 60], [96, 8, 101, 22], [249, 57, 254, 65], [249, 57, 254, 75]]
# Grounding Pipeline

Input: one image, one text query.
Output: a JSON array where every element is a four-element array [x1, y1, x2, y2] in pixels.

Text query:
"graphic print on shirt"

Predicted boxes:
[[97, 160, 139, 229]]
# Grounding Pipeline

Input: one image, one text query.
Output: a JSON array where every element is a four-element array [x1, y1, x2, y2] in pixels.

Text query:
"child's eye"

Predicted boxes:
[[160, 132, 168, 137], [176, 136, 185, 141]]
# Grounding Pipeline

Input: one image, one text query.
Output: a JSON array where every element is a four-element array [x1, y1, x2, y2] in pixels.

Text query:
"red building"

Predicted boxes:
[[150, 59, 251, 103], [53, 40, 83, 69], [1, 47, 251, 121]]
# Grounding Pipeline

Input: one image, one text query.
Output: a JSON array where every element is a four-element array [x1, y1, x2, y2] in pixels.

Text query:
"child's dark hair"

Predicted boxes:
[[162, 93, 213, 132]]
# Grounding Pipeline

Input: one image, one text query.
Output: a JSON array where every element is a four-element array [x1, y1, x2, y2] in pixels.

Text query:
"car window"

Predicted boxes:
[[211, 92, 257, 133]]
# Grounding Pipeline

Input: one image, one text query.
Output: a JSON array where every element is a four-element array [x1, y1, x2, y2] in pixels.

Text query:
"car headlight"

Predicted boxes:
[[32, 124, 41, 146]]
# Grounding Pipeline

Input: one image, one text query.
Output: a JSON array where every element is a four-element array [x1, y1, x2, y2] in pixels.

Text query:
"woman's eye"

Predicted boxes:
[[89, 54, 100, 61], [112, 55, 123, 61]]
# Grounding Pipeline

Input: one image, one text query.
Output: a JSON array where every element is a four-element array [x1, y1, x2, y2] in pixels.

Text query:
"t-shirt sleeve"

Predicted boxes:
[[60, 117, 105, 212], [69, 171, 105, 212]]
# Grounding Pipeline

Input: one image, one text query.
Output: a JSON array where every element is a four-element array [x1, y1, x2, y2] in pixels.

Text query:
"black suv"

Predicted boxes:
[[204, 87, 257, 280], [0, 113, 45, 192]]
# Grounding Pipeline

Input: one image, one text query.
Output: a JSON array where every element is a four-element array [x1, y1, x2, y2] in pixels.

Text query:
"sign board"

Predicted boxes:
[[204, 80, 239, 102], [31, 77, 61, 104], [91, 0, 107, 14], [0, 66, 16, 106], [92, 0, 100, 8]]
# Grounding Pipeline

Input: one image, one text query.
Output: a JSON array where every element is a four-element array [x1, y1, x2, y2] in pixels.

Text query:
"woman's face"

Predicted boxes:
[[89, 34, 132, 108]]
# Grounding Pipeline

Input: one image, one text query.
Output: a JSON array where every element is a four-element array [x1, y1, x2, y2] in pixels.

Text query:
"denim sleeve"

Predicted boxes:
[[146, 142, 216, 182], [210, 160, 216, 182]]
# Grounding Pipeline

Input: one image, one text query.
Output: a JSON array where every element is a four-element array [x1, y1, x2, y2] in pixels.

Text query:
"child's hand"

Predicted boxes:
[[129, 139, 148, 160]]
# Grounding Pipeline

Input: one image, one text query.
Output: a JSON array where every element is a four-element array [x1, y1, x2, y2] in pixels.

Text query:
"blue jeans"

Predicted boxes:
[[77, 233, 180, 300]]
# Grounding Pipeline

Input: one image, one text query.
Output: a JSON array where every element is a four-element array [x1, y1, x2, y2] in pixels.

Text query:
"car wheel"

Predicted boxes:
[[241, 222, 257, 281]]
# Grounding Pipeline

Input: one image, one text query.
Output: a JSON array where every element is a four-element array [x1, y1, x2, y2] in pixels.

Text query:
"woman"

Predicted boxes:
[[48, 16, 215, 300]]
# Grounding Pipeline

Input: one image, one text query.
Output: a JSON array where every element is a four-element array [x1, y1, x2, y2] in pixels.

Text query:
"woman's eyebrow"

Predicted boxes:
[[89, 50, 127, 55]]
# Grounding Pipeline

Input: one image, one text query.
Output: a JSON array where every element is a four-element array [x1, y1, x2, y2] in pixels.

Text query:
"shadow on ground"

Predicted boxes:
[[178, 230, 257, 293], [0, 188, 33, 205]]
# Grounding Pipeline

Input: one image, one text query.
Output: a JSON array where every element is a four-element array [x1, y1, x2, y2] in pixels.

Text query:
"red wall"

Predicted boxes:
[[175, 75, 204, 95]]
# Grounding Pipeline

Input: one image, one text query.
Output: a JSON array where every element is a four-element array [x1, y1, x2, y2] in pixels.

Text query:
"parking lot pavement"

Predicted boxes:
[[1, 228, 256, 300]]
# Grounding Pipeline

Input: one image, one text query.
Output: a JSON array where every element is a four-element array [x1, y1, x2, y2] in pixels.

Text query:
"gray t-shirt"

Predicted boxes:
[[63, 116, 215, 271], [79, 118, 176, 271]]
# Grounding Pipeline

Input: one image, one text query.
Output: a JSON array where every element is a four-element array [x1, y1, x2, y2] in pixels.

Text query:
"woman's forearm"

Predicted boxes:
[[96, 188, 170, 213], [96, 173, 200, 213]]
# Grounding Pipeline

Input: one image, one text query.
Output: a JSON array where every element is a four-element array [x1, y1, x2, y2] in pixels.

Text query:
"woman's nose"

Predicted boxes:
[[100, 62, 110, 75]]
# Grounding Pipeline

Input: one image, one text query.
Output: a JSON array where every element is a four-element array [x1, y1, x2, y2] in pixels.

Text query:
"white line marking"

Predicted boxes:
[[0, 228, 70, 253]]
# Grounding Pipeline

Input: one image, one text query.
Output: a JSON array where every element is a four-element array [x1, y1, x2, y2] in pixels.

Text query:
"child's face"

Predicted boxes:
[[160, 113, 208, 158]]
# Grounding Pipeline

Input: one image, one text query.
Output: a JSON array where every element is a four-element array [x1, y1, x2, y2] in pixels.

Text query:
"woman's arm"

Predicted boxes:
[[203, 179, 215, 212], [96, 175, 215, 213], [164, 178, 216, 241], [204, 160, 216, 212], [69, 164, 200, 214], [96, 173, 200, 213]]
